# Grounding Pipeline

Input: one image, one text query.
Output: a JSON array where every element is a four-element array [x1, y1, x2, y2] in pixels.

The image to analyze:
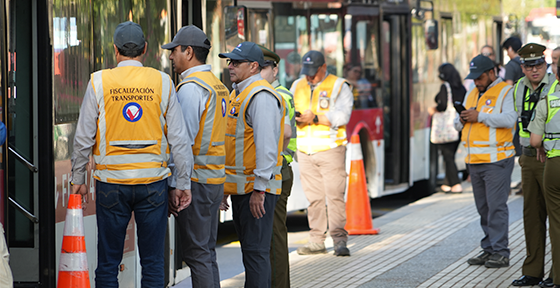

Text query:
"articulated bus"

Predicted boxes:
[[0, 0, 507, 286]]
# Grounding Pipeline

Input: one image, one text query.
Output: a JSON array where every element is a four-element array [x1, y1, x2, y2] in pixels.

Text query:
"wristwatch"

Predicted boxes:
[[313, 115, 319, 124]]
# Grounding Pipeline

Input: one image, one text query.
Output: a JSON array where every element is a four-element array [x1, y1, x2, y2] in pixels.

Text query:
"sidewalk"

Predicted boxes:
[[215, 160, 551, 287]]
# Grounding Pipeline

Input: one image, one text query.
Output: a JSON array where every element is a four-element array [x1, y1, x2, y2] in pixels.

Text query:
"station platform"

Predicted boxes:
[[176, 160, 550, 288]]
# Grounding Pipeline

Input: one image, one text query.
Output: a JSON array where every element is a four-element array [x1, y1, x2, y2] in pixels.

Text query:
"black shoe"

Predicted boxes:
[[512, 275, 542, 286], [484, 253, 509, 268], [467, 251, 492, 265], [539, 278, 554, 288], [333, 240, 350, 257]]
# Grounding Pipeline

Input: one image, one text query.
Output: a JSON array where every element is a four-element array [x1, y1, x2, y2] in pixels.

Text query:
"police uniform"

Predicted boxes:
[[512, 43, 558, 286], [162, 25, 228, 288], [260, 45, 297, 288]]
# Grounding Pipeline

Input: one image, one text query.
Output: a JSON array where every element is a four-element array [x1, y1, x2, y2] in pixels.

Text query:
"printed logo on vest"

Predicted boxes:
[[222, 98, 227, 117], [551, 99, 560, 108], [123, 102, 143, 122]]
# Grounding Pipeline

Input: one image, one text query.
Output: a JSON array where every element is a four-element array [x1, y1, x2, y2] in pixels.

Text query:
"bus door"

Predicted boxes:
[[381, 13, 410, 189]]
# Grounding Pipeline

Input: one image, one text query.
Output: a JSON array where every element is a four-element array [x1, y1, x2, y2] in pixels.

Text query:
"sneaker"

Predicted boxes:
[[484, 253, 509, 268], [297, 242, 327, 255], [333, 241, 350, 257], [467, 251, 492, 265]]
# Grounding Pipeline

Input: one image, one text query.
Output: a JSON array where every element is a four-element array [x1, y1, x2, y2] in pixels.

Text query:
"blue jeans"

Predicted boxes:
[[95, 179, 168, 288]]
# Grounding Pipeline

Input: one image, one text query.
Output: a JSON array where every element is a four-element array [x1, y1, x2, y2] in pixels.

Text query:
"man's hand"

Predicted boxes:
[[460, 108, 479, 123], [295, 110, 314, 126], [168, 188, 192, 216], [220, 195, 230, 211], [537, 146, 547, 163], [72, 184, 88, 206], [249, 191, 266, 219], [168, 189, 180, 217]]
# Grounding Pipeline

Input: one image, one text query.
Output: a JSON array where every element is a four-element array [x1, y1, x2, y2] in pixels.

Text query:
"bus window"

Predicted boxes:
[[274, 15, 308, 89], [246, 9, 272, 48], [441, 17, 453, 64], [310, 14, 343, 77]]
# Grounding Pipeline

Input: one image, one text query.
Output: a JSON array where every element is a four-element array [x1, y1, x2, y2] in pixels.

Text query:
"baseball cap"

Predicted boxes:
[[465, 54, 495, 80], [218, 42, 264, 66], [258, 44, 280, 67], [502, 37, 522, 52], [300, 51, 325, 76], [518, 43, 546, 65], [161, 25, 211, 50], [113, 21, 145, 50]]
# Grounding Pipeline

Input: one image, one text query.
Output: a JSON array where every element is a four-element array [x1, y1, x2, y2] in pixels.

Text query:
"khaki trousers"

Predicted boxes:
[[270, 158, 292, 288], [298, 145, 348, 244], [544, 157, 560, 284], [519, 154, 551, 278]]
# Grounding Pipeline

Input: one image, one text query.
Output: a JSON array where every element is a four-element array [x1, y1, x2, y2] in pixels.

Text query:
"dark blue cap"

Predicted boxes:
[[218, 42, 264, 66], [300, 51, 325, 76], [465, 54, 495, 80]]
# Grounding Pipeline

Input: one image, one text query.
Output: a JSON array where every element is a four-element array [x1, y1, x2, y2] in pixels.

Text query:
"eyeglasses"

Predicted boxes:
[[482, 52, 494, 57], [522, 62, 545, 71], [227, 59, 250, 67]]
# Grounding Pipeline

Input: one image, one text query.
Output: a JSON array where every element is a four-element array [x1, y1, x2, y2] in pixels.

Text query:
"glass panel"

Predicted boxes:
[[274, 15, 308, 89], [247, 10, 271, 47], [0, 0, 7, 228], [381, 19, 393, 183], [310, 14, 343, 77], [207, 0, 235, 82], [441, 18, 453, 64]]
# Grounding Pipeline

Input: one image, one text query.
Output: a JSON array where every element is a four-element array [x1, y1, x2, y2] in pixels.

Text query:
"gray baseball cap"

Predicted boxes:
[[113, 21, 145, 50], [300, 51, 325, 76], [218, 42, 264, 66], [465, 54, 495, 80], [161, 25, 211, 50]]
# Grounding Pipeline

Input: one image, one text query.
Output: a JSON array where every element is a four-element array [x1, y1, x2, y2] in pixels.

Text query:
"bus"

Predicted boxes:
[[0, 0, 507, 286]]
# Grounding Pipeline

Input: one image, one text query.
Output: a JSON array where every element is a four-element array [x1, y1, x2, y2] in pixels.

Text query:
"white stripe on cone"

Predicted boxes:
[[63, 209, 85, 237], [58, 252, 88, 272], [349, 142, 363, 161]]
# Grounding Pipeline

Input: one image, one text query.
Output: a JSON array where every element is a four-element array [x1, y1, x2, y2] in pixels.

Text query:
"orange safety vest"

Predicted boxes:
[[177, 71, 229, 184], [293, 74, 348, 154], [91, 65, 172, 184], [462, 82, 515, 164], [224, 79, 285, 195]]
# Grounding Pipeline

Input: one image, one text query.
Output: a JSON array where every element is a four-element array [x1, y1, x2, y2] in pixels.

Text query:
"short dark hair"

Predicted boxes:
[[502, 37, 522, 52], [117, 44, 144, 58], [180, 45, 209, 64]]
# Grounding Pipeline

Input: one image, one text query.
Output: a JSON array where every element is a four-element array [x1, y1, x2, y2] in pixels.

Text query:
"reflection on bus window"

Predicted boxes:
[[274, 15, 308, 89], [310, 14, 343, 77]]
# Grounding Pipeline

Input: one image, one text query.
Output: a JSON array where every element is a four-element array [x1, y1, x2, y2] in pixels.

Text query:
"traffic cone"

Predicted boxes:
[[345, 134, 380, 235], [57, 194, 91, 288]]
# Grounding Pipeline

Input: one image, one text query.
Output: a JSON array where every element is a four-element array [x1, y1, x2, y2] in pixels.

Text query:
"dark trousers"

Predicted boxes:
[[437, 140, 460, 186], [519, 155, 550, 278], [469, 157, 514, 258], [270, 159, 292, 288], [95, 180, 168, 288], [232, 192, 279, 288], [543, 157, 560, 284], [176, 182, 223, 288]]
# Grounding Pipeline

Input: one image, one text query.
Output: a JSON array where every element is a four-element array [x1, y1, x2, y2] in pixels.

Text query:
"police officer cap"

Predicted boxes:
[[257, 44, 280, 67], [114, 21, 145, 50], [518, 43, 546, 65]]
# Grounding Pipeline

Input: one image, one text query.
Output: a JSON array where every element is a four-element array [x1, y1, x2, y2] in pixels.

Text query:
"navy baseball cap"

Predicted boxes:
[[219, 42, 264, 66], [465, 54, 495, 80], [161, 25, 211, 50], [113, 21, 145, 50], [300, 51, 325, 76]]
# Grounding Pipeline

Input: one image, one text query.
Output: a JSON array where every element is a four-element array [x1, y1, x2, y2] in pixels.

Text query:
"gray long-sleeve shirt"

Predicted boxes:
[[233, 74, 283, 191], [454, 78, 516, 132], [71, 60, 193, 190]]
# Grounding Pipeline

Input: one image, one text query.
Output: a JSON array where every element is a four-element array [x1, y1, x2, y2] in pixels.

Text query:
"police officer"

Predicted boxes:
[[292, 51, 353, 257], [259, 44, 296, 288], [456, 54, 517, 268], [512, 43, 558, 287], [71, 21, 193, 287], [219, 41, 285, 288], [162, 25, 228, 288], [529, 60, 560, 288]]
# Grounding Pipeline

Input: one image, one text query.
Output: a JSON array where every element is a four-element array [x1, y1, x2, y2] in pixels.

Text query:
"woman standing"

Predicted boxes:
[[429, 63, 466, 193]]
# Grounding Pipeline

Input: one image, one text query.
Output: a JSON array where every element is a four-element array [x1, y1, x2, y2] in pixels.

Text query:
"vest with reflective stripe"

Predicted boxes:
[[462, 82, 515, 164], [224, 80, 285, 195], [91, 66, 171, 184], [514, 74, 558, 146], [276, 85, 297, 163], [293, 74, 348, 154], [543, 92, 560, 158], [177, 71, 229, 184]]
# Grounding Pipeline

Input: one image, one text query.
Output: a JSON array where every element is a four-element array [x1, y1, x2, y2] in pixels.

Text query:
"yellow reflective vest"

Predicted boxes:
[[91, 66, 172, 184], [293, 74, 348, 154], [224, 80, 285, 195], [177, 71, 229, 184], [462, 82, 515, 164]]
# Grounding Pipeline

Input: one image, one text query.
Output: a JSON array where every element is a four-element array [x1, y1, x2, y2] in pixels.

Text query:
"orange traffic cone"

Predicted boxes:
[[57, 194, 91, 288], [345, 134, 380, 235]]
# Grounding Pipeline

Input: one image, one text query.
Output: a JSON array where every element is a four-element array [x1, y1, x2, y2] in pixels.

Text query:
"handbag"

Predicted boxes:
[[430, 82, 459, 144]]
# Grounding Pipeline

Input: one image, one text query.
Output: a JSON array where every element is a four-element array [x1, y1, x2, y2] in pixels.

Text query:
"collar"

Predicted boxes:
[[308, 72, 329, 90], [117, 60, 143, 67], [271, 79, 280, 89], [233, 74, 263, 95], [180, 64, 212, 80]]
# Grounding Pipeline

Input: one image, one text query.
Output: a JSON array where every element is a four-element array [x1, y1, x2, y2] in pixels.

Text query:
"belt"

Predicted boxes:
[[522, 146, 537, 157]]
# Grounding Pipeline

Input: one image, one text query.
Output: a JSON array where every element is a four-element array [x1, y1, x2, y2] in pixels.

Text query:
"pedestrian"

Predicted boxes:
[[456, 54, 516, 268], [481, 45, 506, 79], [70, 21, 193, 287], [502, 37, 524, 85], [428, 63, 465, 193], [219, 41, 285, 288], [292, 51, 353, 257], [547, 47, 560, 75], [161, 25, 228, 288], [258, 44, 296, 288], [528, 60, 560, 288], [510, 43, 558, 287]]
